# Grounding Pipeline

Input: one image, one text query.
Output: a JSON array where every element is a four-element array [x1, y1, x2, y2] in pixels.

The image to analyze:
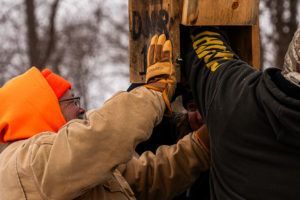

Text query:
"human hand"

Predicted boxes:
[[144, 34, 176, 112]]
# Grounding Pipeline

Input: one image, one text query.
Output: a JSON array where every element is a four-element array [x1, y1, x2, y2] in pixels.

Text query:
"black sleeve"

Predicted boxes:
[[182, 29, 259, 125]]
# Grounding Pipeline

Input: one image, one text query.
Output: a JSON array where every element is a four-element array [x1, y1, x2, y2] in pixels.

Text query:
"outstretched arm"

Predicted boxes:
[[16, 34, 177, 199], [17, 87, 165, 199], [183, 28, 259, 121], [123, 125, 210, 200]]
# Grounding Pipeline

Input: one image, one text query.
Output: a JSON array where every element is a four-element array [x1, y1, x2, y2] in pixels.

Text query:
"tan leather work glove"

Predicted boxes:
[[144, 34, 176, 112]]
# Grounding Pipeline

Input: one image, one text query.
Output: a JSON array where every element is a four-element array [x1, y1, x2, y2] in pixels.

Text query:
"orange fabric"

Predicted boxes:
[[42, 68, 71, 99], [0, 67, 67, 143]]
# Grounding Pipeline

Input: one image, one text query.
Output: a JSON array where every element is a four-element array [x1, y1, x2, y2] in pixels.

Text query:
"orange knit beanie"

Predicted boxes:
[[42, 68, 72, 99], [0, 67, 67, 142]]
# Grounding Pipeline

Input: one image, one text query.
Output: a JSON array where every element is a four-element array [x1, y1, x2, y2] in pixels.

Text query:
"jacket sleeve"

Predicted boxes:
[[17, 87, 165, 199], [122, 132, 210, 200], [183, 29, 260, 121]]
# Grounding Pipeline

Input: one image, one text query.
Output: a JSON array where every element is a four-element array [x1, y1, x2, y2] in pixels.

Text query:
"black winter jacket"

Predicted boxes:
[[185, 30, 300, 200]]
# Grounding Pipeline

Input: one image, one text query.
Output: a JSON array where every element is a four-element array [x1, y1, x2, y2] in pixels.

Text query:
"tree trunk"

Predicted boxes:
[[40, 0, 60, 67], [24, 0, 41, 69], [264, 0, 299, 68], [274, 0, 298, 68]]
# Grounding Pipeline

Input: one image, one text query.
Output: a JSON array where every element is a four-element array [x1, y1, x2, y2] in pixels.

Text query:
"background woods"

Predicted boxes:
[[0, 0, 299, 108], [0, 0, 129, 108], [261, 0, 299, 68]]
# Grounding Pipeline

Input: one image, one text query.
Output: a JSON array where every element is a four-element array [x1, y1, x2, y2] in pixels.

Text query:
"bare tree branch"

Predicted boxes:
[[2, 1, 129, 107], [261, 0, 299, 68], [40, 0, 61, 66], [24, 0, 40, 69]]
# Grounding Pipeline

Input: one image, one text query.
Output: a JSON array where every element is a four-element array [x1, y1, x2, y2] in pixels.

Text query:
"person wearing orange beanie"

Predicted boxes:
[[42, 68, 86, 122], [0, 67, 85, 143], [0, 35, 210, 200]]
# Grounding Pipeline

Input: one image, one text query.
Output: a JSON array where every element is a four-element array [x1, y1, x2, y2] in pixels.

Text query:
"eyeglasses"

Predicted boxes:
[[59, 96, 81, 107]]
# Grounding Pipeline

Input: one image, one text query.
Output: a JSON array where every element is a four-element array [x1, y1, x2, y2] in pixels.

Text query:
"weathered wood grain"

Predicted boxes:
[[182, 0, 259, 26], [129, 0, 181, 83], [252, 22, 261, 70], [129, 0, 261, 83]]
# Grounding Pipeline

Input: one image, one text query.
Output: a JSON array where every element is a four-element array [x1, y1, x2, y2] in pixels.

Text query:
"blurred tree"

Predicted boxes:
[[261, 0, 299, 68], [24, 0, 59, 69], [0, 0, 129, 108]]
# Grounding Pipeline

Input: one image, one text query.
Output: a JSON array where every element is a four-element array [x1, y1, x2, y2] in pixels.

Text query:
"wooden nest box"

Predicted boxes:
[[129, 0, 260, 83]]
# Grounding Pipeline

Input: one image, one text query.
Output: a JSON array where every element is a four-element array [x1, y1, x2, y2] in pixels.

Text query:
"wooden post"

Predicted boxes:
[[181, 0, 259, 26], [181, 0, 261, 70], [129, 0, 261, 83], [252, 21, 261, 70], [129, 0, 181, 83]]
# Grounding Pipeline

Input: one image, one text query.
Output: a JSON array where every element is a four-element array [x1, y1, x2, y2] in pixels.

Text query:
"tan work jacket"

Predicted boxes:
[[0, 87, 210, 200]]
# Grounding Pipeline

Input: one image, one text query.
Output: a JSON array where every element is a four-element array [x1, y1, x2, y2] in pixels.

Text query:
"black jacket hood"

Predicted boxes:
[[260, 68, 300, 147]]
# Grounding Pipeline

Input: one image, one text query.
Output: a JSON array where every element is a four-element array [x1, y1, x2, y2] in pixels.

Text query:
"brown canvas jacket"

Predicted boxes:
[[0, 87, 210, 200]]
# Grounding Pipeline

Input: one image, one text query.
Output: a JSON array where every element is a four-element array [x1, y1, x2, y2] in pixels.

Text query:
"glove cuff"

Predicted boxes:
[[144, 79, 175, 113]]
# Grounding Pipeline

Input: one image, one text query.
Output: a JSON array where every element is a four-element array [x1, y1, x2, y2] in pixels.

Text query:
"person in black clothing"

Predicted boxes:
[[128, 83, 210, 200], [182, 27, 300, 199]]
